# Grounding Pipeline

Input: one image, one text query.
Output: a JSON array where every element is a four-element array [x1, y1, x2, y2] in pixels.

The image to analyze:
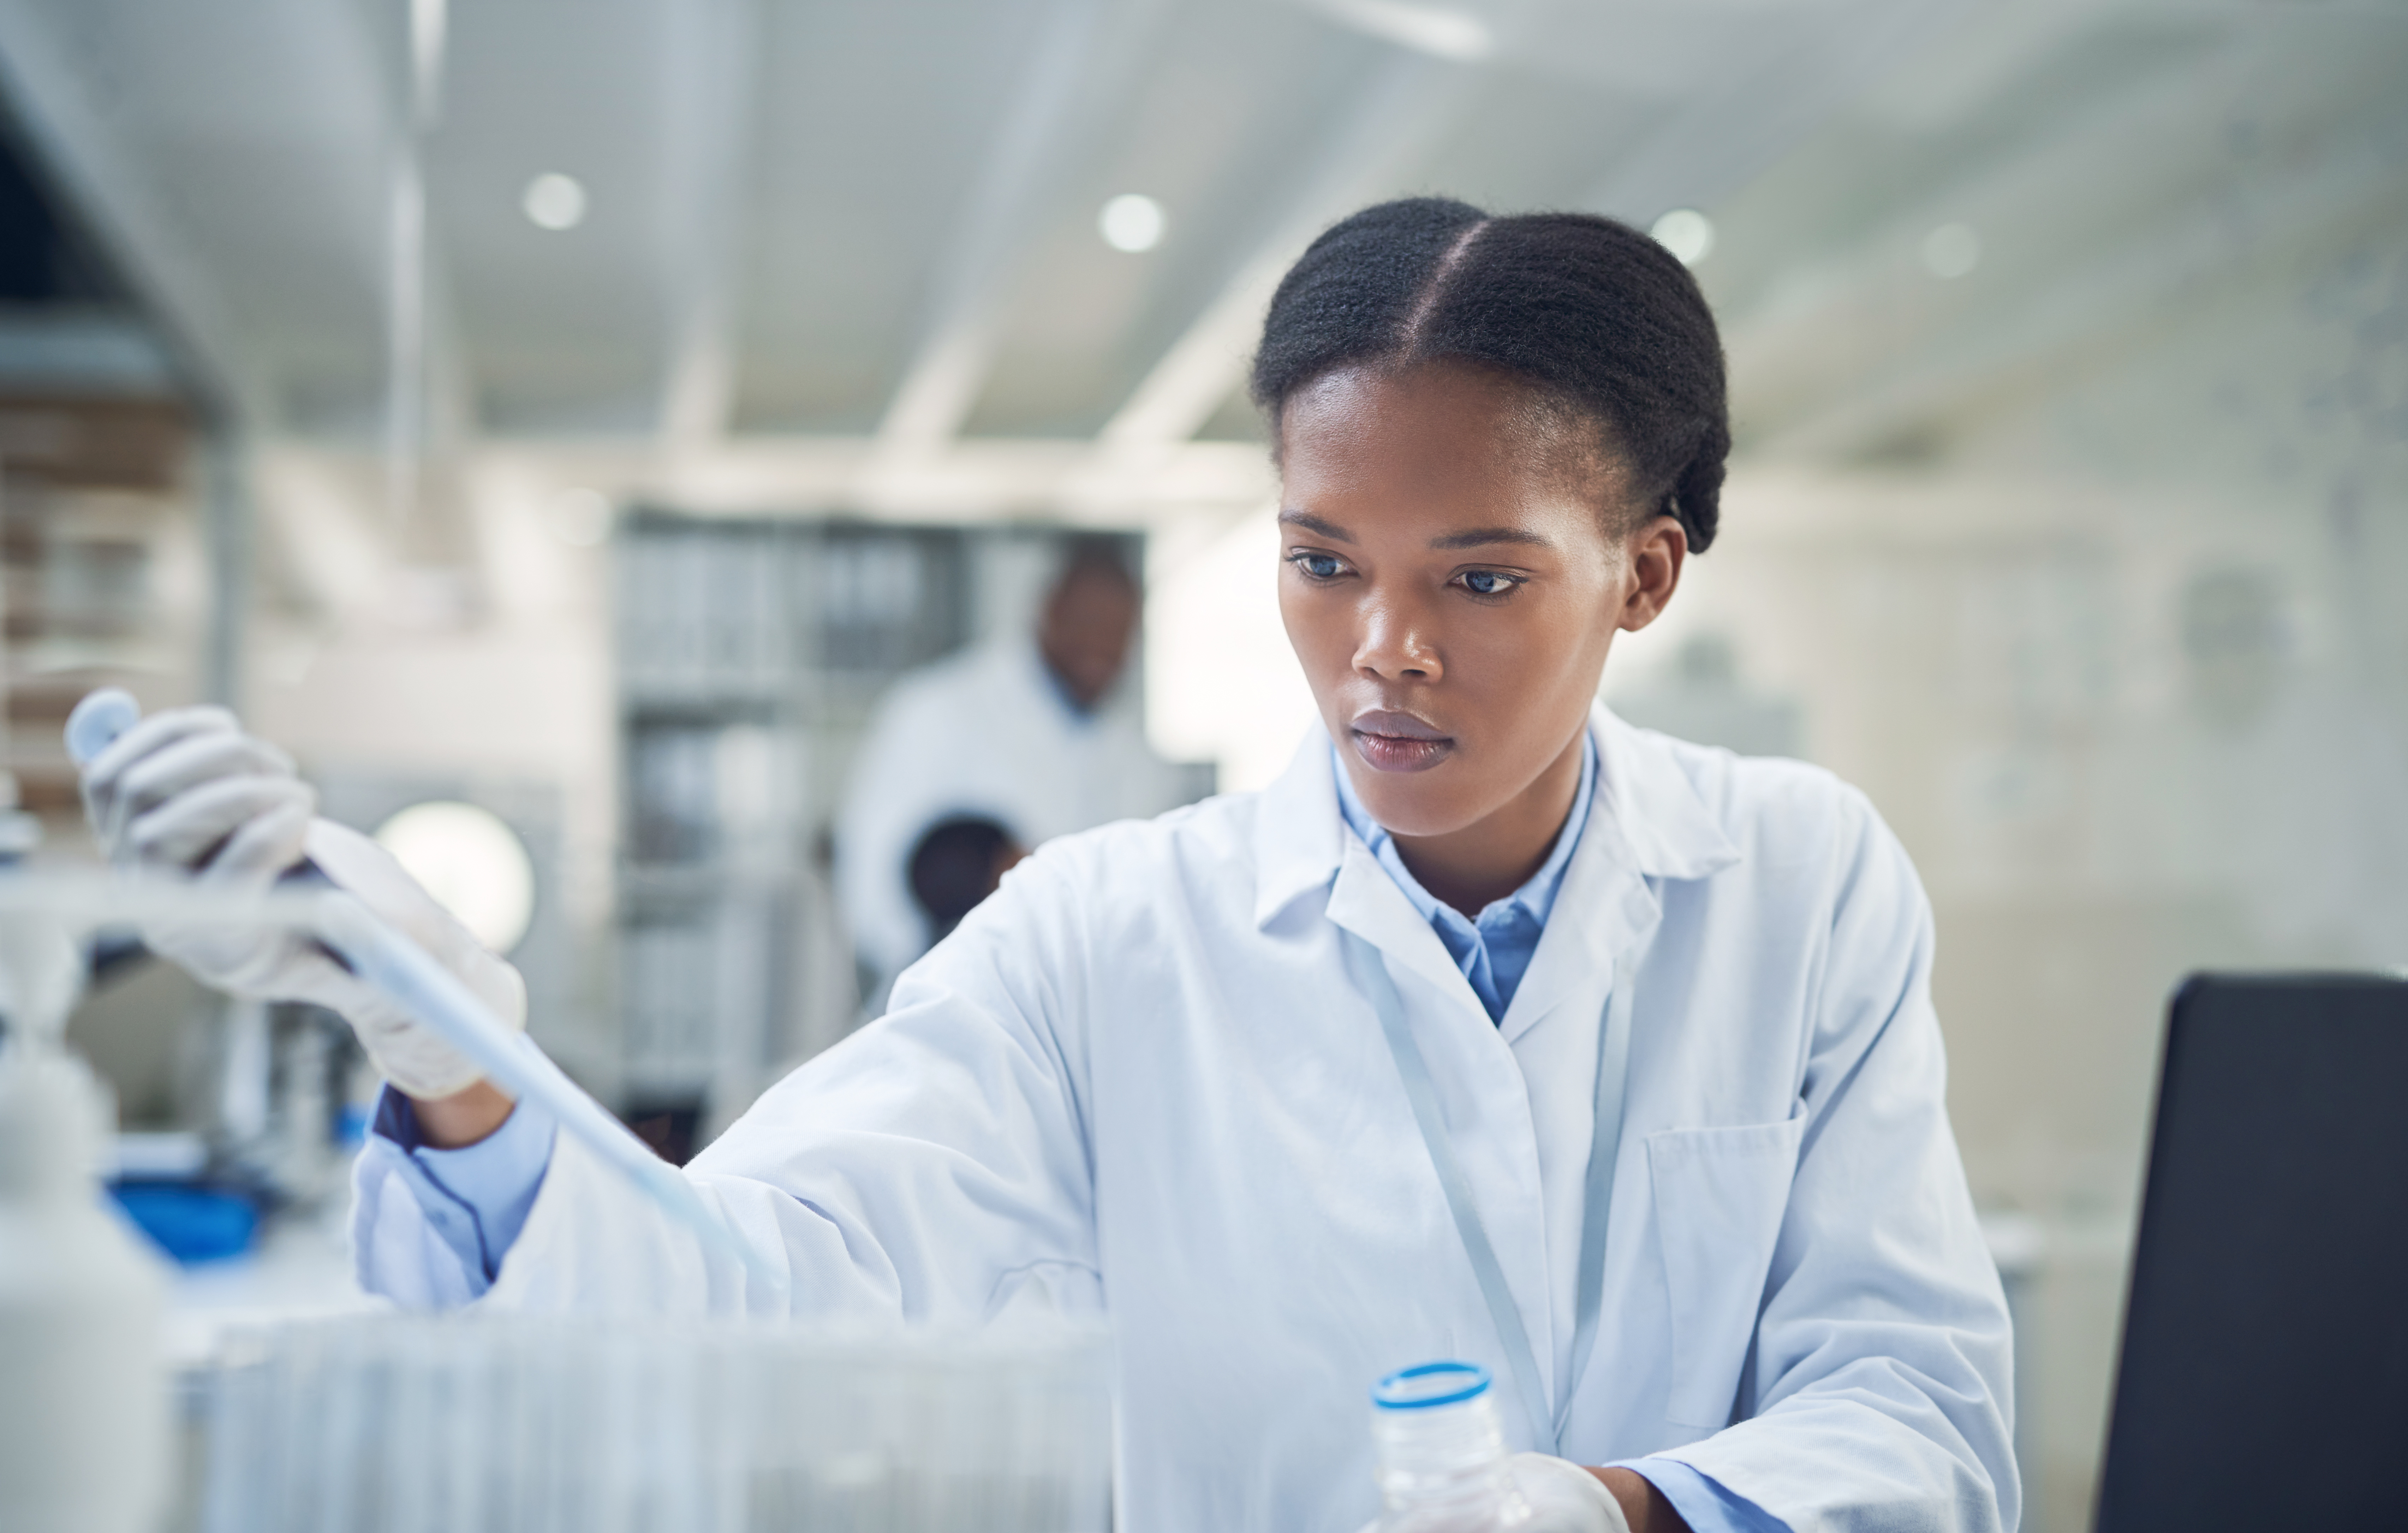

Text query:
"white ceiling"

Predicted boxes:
[[0, 0, 2397, 518]]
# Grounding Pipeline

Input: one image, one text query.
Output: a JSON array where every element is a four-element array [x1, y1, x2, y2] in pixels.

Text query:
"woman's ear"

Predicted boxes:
[[1616, 514, 1688, 633]]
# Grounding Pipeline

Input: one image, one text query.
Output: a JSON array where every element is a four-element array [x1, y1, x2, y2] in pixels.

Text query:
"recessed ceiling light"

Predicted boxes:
[[523, 173, 587, 231], [1921, 222, 1980, 279], [1099, 193, 1167, 254], [1650, 208, 1716, 267]]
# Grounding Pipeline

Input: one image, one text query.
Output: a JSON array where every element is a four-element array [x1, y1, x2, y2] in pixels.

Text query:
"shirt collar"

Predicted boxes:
[[1251, 701, 1741, 930], [1329, 731, 1595, 931]]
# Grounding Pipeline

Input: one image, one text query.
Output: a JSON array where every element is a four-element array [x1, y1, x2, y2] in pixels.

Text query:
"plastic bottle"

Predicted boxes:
[[0, 916, 170, 1533], [1369, 1362, 1591, 1533]]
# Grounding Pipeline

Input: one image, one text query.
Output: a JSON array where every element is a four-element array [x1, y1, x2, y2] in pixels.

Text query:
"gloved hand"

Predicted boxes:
[[80, 706, 525, 1100], [1509, 1454, 1632, 1533]]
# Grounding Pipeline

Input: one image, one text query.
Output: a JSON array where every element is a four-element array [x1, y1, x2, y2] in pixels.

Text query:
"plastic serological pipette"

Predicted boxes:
[[65, 688, 784, 1291]]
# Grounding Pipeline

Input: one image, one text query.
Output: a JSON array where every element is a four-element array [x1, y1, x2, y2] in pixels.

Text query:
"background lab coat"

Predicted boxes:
[[356, 706, 2016, 1533], [835, 635, 1190, 982]]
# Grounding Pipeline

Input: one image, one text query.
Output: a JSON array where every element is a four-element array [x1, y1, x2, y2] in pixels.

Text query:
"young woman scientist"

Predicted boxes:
[[82, 200, 2014, 1533]]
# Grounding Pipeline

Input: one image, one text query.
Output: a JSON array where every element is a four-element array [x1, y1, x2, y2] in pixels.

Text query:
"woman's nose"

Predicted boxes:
[[1352, 595, 1441, 682]]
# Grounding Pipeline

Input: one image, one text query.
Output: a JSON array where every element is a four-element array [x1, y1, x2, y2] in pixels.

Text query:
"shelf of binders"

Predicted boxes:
[[612, 514, 971, 1111]]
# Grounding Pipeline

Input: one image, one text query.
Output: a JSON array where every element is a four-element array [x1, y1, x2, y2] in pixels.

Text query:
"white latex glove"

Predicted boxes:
[[1509, 1455, 1632, 1533], [80, 706, 525, 1099]]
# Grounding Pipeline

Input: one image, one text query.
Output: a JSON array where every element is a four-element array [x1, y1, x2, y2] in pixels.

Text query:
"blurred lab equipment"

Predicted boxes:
[[0, 895, 171, 1533], [2091, 973, 2408, 1529], [839, 536, 1196, 999], [190, 1312, 1114, 1533], [908, 814, 1027, 944], [1364, 1363, 1622, 1533], [67, 690, 775, 1284]]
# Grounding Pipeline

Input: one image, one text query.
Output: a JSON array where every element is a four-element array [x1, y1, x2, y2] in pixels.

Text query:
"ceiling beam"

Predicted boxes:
[[863, 0, 1176, 493], [1574, 0, 1979, 226], [479, 433, 1274, 527], [1733, 32, 2393, 461], [1089, 0, 1974, 476], [0, 1, 273, 426], [1085, 47, 1479, 471], [656, 0, 760, 460], [347, 0, 483, 561]]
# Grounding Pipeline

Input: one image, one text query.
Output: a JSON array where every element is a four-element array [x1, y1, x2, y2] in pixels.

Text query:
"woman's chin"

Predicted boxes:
[[1349, 780, 1482, 842]]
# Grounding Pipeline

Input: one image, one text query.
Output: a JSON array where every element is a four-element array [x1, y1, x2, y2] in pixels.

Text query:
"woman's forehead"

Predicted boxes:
[[1277, 363, 1630, 533]]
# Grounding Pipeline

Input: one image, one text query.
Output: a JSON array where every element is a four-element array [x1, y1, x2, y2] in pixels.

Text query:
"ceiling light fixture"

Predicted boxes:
[[374, 801, 537, 954], [1099, 194, 1167, 254], [1650, 209, 1716, 267], [522, 172, 587, 231], [1921, 222, 1980, 279]]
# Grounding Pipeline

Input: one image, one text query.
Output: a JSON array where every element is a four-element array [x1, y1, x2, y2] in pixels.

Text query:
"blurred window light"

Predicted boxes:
[[1099, 194, 1167, 254], [522, 173, 587, 232], [1921, 222, 1981, 279], [552, 486, 612, 547], [374, 801, 537, 955], [1308, 0, 1493, 62], [1650, 208, 1716, 267]]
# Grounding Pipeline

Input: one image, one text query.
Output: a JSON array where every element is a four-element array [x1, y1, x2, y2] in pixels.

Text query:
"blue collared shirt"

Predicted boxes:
[[1332, 734, 1596, 1023]]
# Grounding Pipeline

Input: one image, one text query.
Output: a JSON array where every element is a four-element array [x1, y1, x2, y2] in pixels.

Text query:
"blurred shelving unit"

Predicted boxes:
[[612, 513, 1139, 1153], [1, 394, 203, 813], [0, 114, 206, 845]]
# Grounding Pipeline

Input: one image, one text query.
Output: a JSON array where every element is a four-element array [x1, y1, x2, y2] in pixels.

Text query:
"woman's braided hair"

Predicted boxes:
[[1248, 196, 1730, 552]]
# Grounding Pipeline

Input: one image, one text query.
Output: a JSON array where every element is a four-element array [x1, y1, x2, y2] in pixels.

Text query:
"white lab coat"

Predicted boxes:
[[835, 636, 1192, 982], [361, 705, 2015, 1533]]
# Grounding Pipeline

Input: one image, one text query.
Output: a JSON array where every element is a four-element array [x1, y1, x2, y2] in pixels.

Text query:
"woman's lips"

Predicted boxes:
[[1350, 710, 1454, 773]]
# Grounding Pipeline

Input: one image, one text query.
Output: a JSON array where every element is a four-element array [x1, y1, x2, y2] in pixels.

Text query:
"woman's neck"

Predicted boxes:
[[1389, 732, 1586, 917]]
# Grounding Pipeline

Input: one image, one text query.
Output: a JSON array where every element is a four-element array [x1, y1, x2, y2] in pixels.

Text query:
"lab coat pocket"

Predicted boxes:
[[1646, 1117, 1806, 1429]]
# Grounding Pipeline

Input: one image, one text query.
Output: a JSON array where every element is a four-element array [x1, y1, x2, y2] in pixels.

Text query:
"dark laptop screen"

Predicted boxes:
[[2097, 973, 2408, 1529]]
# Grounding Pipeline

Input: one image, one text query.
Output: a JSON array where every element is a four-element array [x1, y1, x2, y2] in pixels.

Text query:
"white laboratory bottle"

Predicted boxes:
[[0, 1044, 170, 1533], [1370, 1361, 1594, 1533]]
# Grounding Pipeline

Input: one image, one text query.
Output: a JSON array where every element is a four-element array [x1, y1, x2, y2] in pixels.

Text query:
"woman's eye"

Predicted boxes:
[[1293, 552, 1346, 580], [1458, 569, 1518, 597]]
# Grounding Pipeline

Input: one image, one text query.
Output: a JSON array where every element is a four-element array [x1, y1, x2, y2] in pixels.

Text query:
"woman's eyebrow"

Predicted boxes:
[[1278, 510, 1353, 543], [1429, 527, 1553, 550]]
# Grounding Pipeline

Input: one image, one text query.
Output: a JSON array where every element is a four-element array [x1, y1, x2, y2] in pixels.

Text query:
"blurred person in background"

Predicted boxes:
[[906, 814, 1027, 946], [836, 537, 1189, 1000]]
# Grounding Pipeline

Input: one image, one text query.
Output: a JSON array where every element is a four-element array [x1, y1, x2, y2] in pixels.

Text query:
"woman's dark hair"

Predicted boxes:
[[1248, 197, 1730, 553]]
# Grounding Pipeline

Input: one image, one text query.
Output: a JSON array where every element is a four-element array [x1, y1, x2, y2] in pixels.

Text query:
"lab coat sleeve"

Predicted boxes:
[[350, 1083, 558, 1304], [1648, 790, 2017, 1533], [471, 850, 1101, 1325]]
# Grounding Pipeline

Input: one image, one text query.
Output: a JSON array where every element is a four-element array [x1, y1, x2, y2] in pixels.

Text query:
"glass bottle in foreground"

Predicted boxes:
[[1369, 1362, 1542, 1532]]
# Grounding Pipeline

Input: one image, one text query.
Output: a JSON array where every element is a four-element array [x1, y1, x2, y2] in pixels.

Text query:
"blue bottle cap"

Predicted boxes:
[[1372, 1361, 1491, 1410]]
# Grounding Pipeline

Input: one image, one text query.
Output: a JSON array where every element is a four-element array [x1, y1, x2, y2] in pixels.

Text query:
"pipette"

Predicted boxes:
[[65, 689, 784, 1291]]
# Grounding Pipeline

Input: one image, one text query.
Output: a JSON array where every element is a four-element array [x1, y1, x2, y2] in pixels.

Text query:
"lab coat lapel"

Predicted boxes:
[[1500, 712, 1682, 1044], [1496, 809, 1653, 1047], [1252, 731, 1347, 930], [1504, 707, 1747, 1034], [1325, 845, 1483, 1011], [1252, 729, 1519, 1017]]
